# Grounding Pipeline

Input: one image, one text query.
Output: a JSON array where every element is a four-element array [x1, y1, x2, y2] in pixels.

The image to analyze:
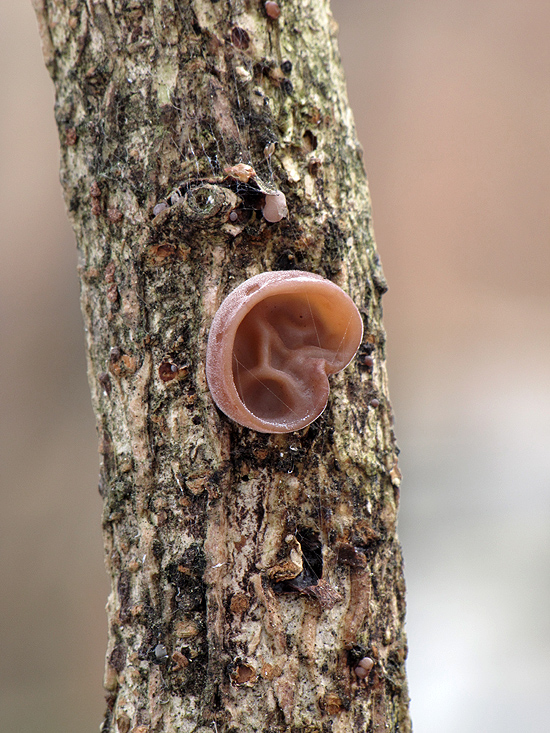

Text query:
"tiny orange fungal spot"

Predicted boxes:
[[224, 163, 257, 183]]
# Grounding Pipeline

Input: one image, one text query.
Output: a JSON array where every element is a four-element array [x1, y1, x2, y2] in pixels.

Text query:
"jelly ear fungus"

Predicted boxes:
[[206, 270, 363, 433]]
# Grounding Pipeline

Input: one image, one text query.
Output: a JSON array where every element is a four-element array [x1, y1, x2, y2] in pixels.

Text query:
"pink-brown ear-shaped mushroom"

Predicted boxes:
[[206, 270, 363, 433]]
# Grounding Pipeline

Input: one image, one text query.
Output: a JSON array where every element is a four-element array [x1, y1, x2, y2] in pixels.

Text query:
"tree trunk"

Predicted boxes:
[[33, 1, 410, 731]]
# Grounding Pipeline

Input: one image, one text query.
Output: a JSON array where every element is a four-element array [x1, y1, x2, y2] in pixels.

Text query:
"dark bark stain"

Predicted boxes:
[[109, 642, 127, 673]]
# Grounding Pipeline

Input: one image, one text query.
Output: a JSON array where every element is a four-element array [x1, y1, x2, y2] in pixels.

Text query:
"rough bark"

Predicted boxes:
[[33, 1, 410, 731]]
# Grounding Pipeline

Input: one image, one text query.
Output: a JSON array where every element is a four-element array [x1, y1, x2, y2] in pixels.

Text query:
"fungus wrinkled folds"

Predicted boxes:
[[206, 271, 363, 433]]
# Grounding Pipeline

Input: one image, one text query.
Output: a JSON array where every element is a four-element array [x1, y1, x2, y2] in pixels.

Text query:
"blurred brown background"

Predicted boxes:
[[1, 1, 549, 731]]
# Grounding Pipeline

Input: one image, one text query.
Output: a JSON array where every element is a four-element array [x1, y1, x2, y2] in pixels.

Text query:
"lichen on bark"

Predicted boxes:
[[33, 0, 411, 731]]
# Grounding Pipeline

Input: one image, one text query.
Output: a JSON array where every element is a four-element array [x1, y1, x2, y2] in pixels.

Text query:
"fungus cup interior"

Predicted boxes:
[[206, 271, 363, 433]]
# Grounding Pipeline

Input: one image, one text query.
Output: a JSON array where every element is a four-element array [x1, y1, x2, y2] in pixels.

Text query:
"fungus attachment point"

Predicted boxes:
[[206, 271, 363, 433]]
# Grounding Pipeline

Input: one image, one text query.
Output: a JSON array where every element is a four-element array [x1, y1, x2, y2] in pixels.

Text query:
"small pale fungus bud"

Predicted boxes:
[[261, 191, 288, 222], [265, 1, 281, 19], [354, 656, 374, 679], [154, 644, 169, 662], [153, 202, 169, 216]]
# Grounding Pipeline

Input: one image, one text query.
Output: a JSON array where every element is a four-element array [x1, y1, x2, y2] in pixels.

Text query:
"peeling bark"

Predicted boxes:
[[33, 0, 410, 730]]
